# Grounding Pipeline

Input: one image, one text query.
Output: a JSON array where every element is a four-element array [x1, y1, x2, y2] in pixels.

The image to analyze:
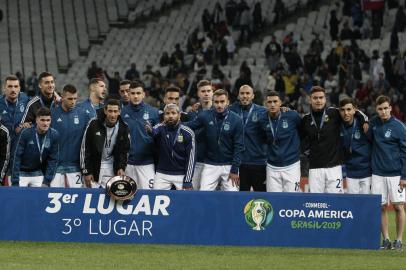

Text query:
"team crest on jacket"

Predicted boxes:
[[324, 114, 329, 122], [224, 122, 230, 131], [143, 112, 149, 120], [354, 129, 361, 139], [44, 139, 51, 148], [177, 134, 184, 142], [74, 115, 79, 124], [385, 129, 392, 138], [252, 113, 258, 122], [282, 120, 288, 129], [20, 104, 25, 112]]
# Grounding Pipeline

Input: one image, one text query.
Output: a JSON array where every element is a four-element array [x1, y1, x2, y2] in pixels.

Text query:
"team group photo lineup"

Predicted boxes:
[[1, 0, 406, 252], [1, 70, 406, 249]]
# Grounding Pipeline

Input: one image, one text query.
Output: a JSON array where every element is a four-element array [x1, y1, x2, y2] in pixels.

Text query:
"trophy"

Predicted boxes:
[[106, 175, 137, 201], [252, 201, 266, 231]]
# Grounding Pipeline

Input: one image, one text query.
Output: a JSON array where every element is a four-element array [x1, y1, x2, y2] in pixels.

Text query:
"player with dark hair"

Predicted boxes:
[[300, 86, 368, 193], [0, 75, 30, 185], [230, 85, 267, 191], [77, 78, 106, 118], [81, 99, 130, 188], [147, 104, 196, 190], [188, 80, 213, 190], [185, 89, 243, 191], [119, 80, 131, 108], [121, 80, 159, 189], [11, 107, 59, 187], [368, 95, 406, 250], [339, 98, 371, 194], [21, 72, 60, 124], [259, 91, 302, 192], [51, 84, 91, 188], [0, 75, 30, 143], [158, 85, 189, 122]]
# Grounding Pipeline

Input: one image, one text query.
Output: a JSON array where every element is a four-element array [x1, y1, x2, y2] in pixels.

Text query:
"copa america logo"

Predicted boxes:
[[244, 199, 274, 231], [106, 175, 137, 201]]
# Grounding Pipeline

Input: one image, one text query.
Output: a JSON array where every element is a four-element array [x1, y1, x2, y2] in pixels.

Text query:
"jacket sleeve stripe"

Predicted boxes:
[[80, 118, 96, 173], [182, 126, 195, 183], [20, 97, 39, 124], [0, 126, 10, 179]]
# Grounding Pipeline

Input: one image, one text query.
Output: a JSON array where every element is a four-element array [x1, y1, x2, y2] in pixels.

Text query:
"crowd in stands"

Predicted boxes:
[[5, 0, 406, 122]]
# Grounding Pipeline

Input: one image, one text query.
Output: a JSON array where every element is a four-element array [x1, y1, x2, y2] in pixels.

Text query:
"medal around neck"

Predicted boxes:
[[106, 175, 137, 201]]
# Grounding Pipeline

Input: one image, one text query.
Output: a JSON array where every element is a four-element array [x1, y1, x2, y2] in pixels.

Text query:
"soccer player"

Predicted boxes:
[[0, 75, 30, 144], [81, 99, 130, 188], [21, 72, 60, 124], [368, 95, 406, 250], [0, 75, 30, 185], [51, 84, 91, 188], [187, 80, 213, 190], [11, 107, 59, 187], [121, 80, 159, 189], [119, 80, 131, 108], [300, 86, 368, 193], [259, 91, 301, 192], [158, 86, 189, 122], [230, 85, 267, 191], [339, 98, 371, 194], [148, 104, 195, 190], [77, 78, 106, 118], [0, 123, 10, 181], [186, 89, 243, 191]]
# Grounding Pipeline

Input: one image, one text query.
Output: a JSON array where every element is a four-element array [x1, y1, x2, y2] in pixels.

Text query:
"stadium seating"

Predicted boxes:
[[0, 0, 184, 92], [1, 0, 402, 101]]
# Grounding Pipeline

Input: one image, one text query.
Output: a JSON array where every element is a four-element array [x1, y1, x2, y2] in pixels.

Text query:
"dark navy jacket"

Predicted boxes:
[[77, 99, 104, 119], [368, 116, 406, 179], [188, 108, 211, 163], [151, 123, 196, 187], [259, 110, 301, 167], [185, 108, 244, 174], [121, 102, 160, 165], [51, 105, 91, 173], [0, 92, 30, 146], [340, 119, 371, 178], [11, 126, 59, 185], [230, 102, 267, 165]]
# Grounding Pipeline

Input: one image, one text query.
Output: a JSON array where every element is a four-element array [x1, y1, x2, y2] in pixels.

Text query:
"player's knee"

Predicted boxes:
[[393, 204, 405, 212]]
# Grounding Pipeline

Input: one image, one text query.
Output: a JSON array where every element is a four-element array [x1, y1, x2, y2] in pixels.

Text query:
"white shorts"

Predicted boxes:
[[94, 163, 114, 188], [125, 164, 155, 189], [192, 162, 204, 190], [266, 161, 301, 192], [51, 172, 83, 188], [346, 176, 371, 194], [200, 164, 239, 191], [308, 165, 343, 194], [19, 175, 43, 187], [371, 175, 405, 205], [154, 172, 184, 190]]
